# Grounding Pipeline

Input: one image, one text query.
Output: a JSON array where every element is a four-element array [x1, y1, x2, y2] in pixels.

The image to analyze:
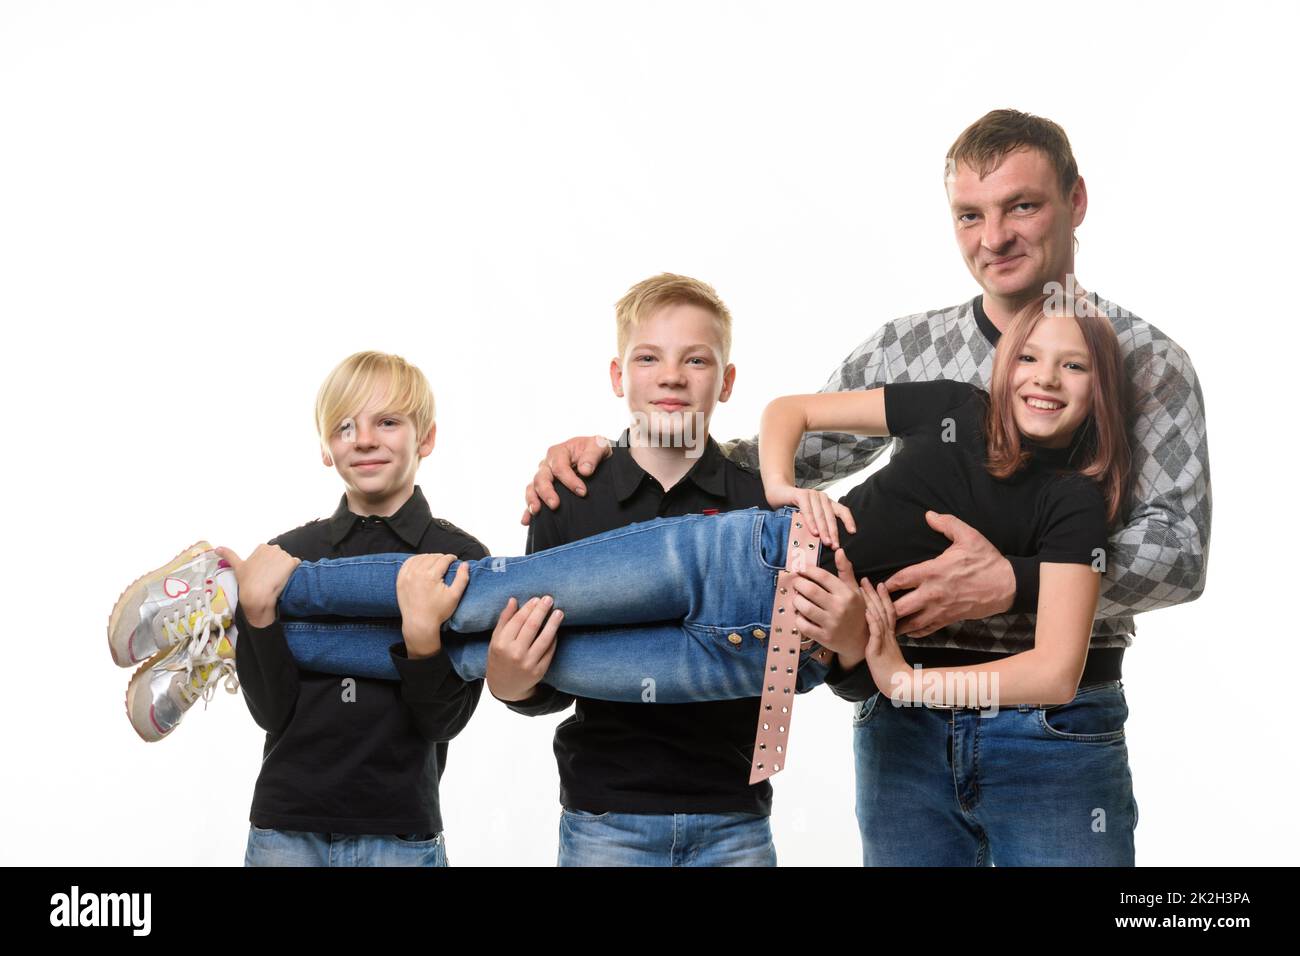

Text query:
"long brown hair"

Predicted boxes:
[[985, 294, 1132, 526]]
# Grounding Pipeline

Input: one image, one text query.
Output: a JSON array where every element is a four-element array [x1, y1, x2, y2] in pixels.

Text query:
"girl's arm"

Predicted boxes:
[[863, 562, 1100, 706], [759, 389, 889, 546]]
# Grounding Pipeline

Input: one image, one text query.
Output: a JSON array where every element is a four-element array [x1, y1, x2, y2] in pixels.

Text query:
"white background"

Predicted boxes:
[[1, 0, 1293, 866]]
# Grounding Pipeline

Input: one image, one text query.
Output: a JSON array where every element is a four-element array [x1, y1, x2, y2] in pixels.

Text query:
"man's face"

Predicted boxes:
[[948, 147, 1086, 304], [323, 381, 434, 507], [1008, 313, 1094, 449], [610, 302, 735, 447]]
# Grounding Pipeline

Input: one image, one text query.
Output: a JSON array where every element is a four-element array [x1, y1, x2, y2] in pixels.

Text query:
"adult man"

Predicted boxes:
[[521, 109, 1212, 865]]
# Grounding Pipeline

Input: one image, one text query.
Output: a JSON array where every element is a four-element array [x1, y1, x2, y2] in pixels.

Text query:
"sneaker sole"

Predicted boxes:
[[107, 540, 213, 668], [125, 648, 175, 743]]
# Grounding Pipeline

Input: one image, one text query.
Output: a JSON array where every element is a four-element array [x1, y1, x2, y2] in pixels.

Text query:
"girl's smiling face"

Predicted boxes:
[[1008, 312, 1094, 448]]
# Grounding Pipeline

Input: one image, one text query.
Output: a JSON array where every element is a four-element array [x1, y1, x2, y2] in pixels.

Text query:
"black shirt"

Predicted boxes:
[[825, 379, 1111, 699], [508, 431, 870, 816], [234, 486, 487, 834]]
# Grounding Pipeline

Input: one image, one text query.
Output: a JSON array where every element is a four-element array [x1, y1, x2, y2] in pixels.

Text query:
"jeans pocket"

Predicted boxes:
[[562, 807, 611, 821], [393, 832, 440, 844], [851, 691, 884, 727], [1037, 681, 1127, 742]]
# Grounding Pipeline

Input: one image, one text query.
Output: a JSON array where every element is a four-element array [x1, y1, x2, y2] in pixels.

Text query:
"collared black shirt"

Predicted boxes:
[[235, 486, 486, 834], [509, 431, 868, 816]]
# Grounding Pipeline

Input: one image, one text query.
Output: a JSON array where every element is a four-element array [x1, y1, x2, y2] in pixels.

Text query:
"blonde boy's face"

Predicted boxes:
[[322, 381, 435, 513], [610, 302, 735, 446]]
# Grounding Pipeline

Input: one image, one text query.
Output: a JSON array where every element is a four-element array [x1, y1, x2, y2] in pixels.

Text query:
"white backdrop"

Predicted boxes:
[[1, 0, 1292, 866]]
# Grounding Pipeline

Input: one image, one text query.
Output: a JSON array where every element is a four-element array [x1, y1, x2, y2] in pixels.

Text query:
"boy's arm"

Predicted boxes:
[[498, 499, 577, 717], [230, 540, 302, 735], [390, 545, 487, 743]]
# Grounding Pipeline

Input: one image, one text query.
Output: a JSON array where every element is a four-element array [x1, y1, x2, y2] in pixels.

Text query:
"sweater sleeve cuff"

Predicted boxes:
[[502, 682, 573, 716], [389, 642, 461, 700], [1006, 555, 1042, 614], [823, 657, 879, 702]]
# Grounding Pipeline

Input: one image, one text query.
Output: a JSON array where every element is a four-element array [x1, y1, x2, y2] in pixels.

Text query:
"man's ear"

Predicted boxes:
[[717, 363, 737, 403], [321, 447, 334, 468], [417, 423, 437, 459], [609, 357, 625, 398], [1070, 175, 1088, 228]]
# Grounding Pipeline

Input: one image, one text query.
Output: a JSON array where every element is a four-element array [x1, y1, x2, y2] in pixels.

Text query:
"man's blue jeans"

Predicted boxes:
[[557, 809, 776, 866], [853, 680, 1139, 866], [275, 507, 830, 702]]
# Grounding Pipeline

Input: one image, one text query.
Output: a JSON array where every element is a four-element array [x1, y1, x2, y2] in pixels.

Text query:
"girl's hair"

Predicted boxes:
[[985, 294, 1132, 526]]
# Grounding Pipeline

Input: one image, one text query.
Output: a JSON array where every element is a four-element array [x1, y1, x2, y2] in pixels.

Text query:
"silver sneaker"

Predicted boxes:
[[125, 621, 239, 742], [108, 542, 237, 667]]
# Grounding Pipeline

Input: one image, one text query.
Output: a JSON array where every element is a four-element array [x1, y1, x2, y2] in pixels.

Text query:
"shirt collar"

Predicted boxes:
[[326, 485, 435, 548], [609, 428, 729, 503], [972, 295, 1001, 347]]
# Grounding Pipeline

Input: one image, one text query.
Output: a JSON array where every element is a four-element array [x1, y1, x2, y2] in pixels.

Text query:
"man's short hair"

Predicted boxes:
[[946, 109, 1080, 199], [315, 351, 436, 452], [615, 273, 733, 365]]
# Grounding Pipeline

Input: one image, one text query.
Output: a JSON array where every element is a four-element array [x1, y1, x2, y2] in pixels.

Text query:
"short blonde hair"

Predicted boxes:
[[314, 351, 436, 452], [615, 273, 733, 364]]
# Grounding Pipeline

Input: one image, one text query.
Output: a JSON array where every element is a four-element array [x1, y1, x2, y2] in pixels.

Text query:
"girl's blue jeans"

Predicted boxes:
[[275, 507, 831, 703]]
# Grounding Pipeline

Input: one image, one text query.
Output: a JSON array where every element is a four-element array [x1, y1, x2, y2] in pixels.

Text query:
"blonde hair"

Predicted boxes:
[[314, 351, 436, 452], [615, 273, 733, 364]]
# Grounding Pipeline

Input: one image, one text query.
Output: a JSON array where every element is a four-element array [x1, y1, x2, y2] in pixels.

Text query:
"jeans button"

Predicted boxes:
[[727, 633, 742, 645], [752, 628, 766, 640]]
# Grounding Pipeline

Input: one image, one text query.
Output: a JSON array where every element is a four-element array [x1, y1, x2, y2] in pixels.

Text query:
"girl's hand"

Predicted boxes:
[[764, 483, 857, 550], [860, 575, 909, 698]]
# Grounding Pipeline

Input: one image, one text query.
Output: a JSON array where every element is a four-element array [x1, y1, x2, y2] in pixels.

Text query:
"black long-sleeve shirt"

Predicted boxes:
[[505, 433, 871, 816], [235, 486, 486, 834]]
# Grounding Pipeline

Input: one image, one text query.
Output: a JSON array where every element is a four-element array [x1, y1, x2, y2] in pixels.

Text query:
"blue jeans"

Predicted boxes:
[[243, 826, 448, 867], [276, 507, 830, 703], [557, 809, 776, 866], [853, 680, 1139, 866]]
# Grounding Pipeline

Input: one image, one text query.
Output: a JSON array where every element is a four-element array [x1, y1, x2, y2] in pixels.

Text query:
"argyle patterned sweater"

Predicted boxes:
[[720, 295, 1212, 654]]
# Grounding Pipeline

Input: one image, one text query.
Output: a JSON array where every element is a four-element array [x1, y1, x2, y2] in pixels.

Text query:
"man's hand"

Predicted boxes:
[[521, 435, 613, 525], [790, 549, 867, 669], [882, 511, 1015, 637], [214, 544, 300, 629], [396, 554, 469, 659], [485, 596, 564, 702]]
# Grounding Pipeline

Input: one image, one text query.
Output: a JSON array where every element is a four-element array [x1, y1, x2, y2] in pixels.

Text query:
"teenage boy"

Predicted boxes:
[[485, 273, 871, 867], [522, 111, 1213, 866], [222, 351, 485, 866]]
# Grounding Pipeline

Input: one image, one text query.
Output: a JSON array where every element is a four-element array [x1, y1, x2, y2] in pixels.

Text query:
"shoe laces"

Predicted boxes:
[[159, 576, 232, 663], [167, 638, 240, 707]]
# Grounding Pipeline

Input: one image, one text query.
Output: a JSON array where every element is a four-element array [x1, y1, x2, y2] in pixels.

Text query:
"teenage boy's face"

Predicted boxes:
[[323, 383, 435, 513], [610, 303, 735, 446], [948, 147, 1086, 306], [1009, 313, 1093, 449]]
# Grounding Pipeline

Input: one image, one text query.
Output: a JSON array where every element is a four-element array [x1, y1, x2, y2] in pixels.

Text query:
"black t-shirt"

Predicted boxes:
[[234, 487, 487, 835], [830, 379, 1108, 589]]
